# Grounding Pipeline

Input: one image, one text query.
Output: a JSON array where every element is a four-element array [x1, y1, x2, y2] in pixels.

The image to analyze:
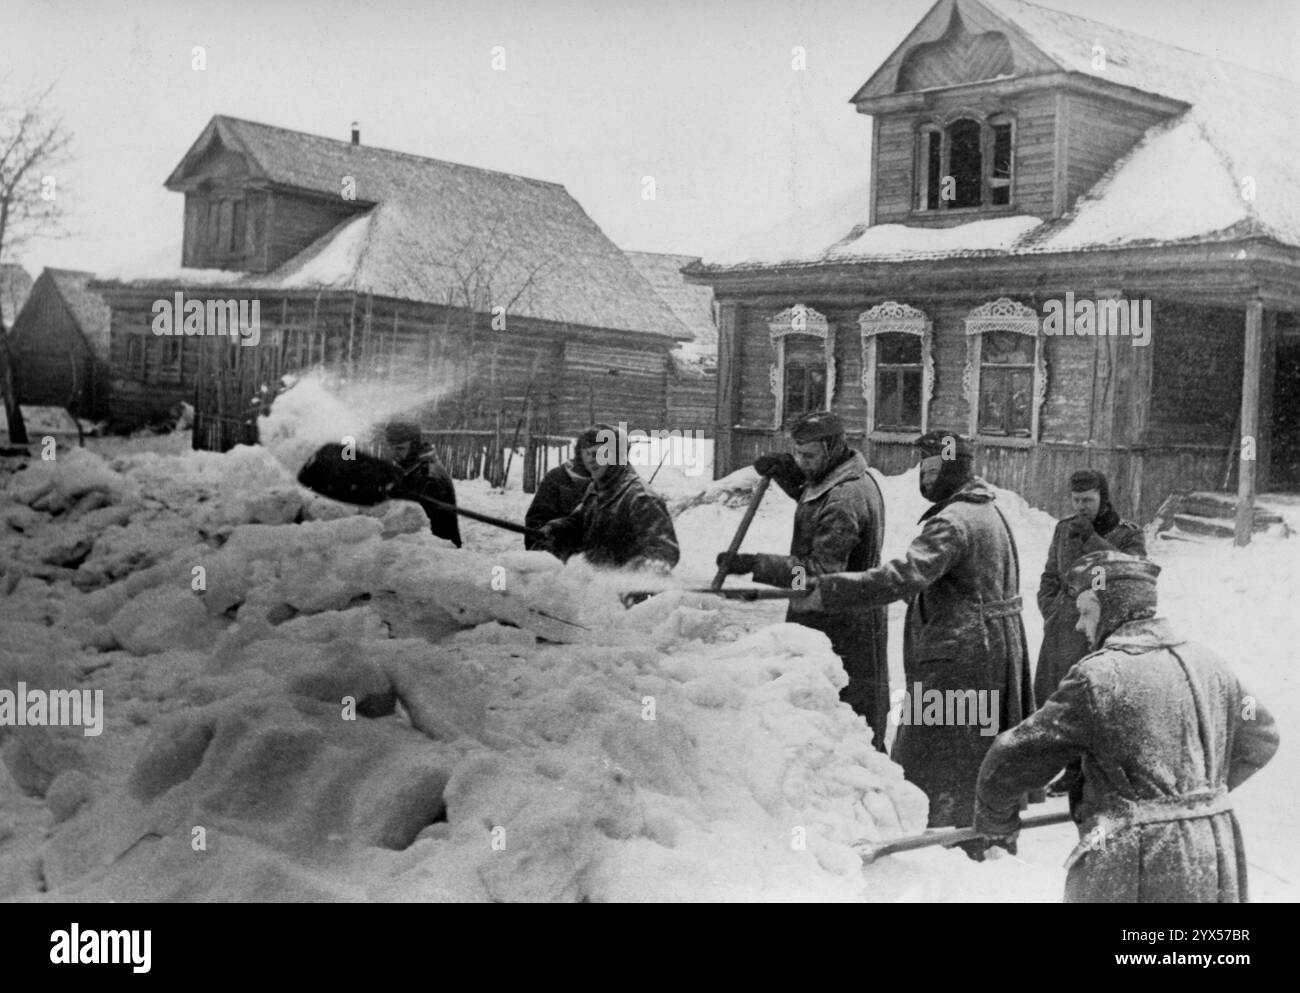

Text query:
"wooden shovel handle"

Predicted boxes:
[[862, 811, 1072, 863], [711, 475, 772, 592]]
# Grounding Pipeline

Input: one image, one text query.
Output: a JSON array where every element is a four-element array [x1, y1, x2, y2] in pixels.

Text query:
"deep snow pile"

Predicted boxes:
[[0, 442, 927, 902]]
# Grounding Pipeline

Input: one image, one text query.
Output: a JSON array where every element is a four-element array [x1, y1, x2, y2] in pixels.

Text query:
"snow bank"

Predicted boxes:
[[0, 436, 928, 902]]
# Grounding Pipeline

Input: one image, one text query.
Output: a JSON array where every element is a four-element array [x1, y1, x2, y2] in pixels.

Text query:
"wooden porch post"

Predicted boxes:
[[1234, 299, 1264, 546], [716, 301, 742, 478]]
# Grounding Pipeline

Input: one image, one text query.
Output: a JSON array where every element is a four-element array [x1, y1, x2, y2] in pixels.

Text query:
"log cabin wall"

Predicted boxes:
[[107, 295, 202, 426], [558, 338, 670, 434], [665, 365, 717, 438], [103, 287, 679, 450]]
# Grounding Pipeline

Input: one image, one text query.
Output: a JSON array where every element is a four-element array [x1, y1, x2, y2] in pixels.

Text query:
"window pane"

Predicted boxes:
[[1009, 368, 1032, 435], [231, 200, 245, 252], [924, 130, 941, 211], [982, 330, 1034, 366], [992, 122, 1012, 206], [807, 366, 826, 410], [878, 370, 900, 426], [979, 368, 1008, 434], [901, 370, 922, 428], [784, 366, 804, 415], [949, 118, 982, 208], [878, 332, 922, 365]]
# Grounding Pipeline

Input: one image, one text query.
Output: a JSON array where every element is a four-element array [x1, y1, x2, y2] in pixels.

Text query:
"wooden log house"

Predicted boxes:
[[93, 116, 695, 478], [690, 0, 1300, 532], [8, 269, 112, 420]]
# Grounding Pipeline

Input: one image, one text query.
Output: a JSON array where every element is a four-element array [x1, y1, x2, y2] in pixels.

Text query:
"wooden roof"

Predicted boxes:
[[13, 269, 112, 360], [624, 251, 717, 352], [142, 116, 690, 341]]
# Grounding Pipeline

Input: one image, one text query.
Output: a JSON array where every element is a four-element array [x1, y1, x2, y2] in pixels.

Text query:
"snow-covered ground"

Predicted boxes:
[[0, 416, 1294, 902]]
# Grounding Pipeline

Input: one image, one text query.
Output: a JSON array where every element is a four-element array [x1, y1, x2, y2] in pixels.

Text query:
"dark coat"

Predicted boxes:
[[750, 450, 889, 750], [392, 450, 461, 547], [524, 462, 591, 552], [976, 618, 1279, 902], [819, 477, 1034, 827], [546, 463, 679, 569], [1035, 515, 1146, 706]]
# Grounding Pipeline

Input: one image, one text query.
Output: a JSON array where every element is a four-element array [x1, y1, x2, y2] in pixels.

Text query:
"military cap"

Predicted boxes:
[[790, 410, 845, 443], [1066, 550, 1160, 595], [915, 430, 974, 460], [383, 420, 422, 447]]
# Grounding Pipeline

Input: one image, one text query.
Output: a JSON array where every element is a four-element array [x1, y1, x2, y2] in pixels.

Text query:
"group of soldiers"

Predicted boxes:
[[380, 414, 1279, 903]]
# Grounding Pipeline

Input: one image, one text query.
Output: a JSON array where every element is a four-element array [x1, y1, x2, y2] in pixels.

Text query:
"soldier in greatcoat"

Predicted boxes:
[[714, 411, 890, 750], [802, 432, 1034, 835], [976, 551, 1279, 902]]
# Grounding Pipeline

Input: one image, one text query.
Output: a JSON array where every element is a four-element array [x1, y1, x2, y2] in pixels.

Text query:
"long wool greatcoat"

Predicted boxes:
[[976, 617, 1279, 902], [818, 477, 1034, 827], [546, 463, 680, 569], [749, 451, 890, 750], [1035, 516, 1146, 705]]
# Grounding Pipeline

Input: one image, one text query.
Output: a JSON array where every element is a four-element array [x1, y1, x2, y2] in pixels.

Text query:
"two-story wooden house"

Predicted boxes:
[[691, 0, 1300, 525], [94, 116, 693, 462]]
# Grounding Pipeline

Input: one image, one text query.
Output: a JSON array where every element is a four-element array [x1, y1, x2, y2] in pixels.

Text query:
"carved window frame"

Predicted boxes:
[[962, 297, 1046, 444], [767, 305, 835, 431], [858, 301, 933, 439]]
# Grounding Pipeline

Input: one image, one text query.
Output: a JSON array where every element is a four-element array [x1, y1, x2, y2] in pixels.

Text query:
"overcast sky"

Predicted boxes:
[[2, 0, 1297, 277]]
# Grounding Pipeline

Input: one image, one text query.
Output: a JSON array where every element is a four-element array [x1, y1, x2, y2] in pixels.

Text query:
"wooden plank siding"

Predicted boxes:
[[1064, 92, 1166, 207], [264, 191, 362, 272], [9, 286, 109, 418]]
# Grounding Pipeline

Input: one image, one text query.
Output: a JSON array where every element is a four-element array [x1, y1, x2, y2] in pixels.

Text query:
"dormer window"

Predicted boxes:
[[204, 195, 246, 259], [916, 113, 1015, 211]]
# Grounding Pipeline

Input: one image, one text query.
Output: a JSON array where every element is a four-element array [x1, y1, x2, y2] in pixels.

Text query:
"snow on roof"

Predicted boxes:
[[624, 251, 717, 352], [831, 215, 1042, 260], [99, 243, 239, 286], [116, 116, 691, 340], [1033, 116, 1246, 252], [701, 0, 1300, 272]]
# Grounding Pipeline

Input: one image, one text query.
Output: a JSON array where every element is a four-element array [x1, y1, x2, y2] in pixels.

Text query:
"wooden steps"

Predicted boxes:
[[1155, 490, 1291, 543]]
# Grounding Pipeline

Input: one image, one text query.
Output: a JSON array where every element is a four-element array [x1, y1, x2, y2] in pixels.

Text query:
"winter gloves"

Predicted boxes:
[[753, 452, 804, 495], [715, 552, 758, 575]]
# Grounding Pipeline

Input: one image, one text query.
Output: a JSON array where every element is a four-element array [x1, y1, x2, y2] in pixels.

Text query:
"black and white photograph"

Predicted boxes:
[[0, 0, 1295, 937]]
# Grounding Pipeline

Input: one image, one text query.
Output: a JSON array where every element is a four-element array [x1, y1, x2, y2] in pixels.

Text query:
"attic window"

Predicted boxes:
[[915, 113, 1016, 212]]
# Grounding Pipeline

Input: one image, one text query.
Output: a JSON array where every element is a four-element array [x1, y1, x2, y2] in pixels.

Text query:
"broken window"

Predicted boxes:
[[915, 114, 1015, 211]]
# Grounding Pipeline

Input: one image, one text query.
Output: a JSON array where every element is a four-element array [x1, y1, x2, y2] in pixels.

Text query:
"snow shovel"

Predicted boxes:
[[857, 811, 1072, 864], [620, 586, 808, 609], [297, 442, 547, 540]]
